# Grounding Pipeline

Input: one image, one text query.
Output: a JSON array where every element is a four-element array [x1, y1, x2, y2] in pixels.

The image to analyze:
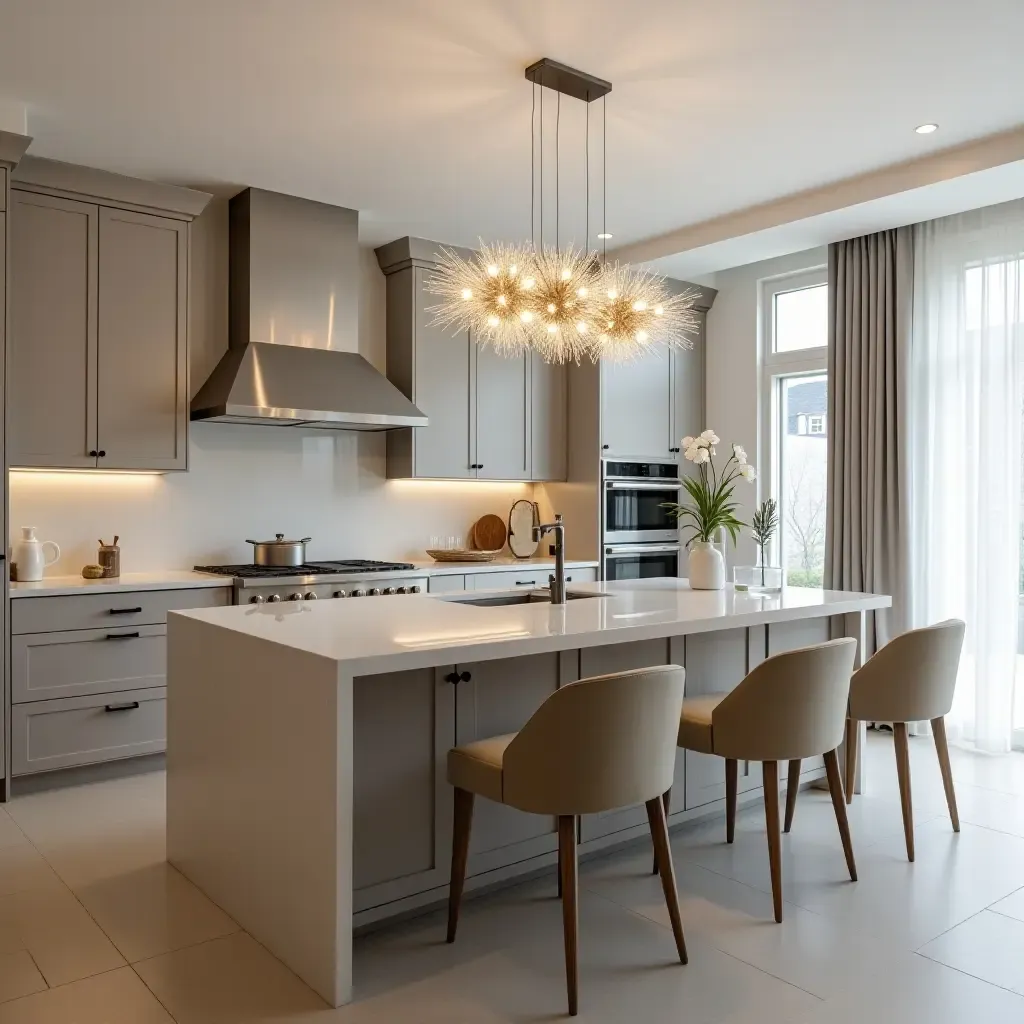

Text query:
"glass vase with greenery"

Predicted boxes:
[[751, 498, 779, 588]]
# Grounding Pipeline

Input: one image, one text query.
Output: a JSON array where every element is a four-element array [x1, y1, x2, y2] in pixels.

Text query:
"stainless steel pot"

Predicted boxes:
[[245, 534, 312, 567]]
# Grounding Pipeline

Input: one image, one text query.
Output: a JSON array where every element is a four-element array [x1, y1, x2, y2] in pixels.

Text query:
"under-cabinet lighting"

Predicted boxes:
[[386, 480, 534, 492], [9, 470, 161, 485]]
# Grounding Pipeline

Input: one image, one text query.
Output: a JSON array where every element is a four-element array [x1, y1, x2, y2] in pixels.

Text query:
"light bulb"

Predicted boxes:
[[576, 321, 588, 334], [487, 264, 499, 277], [577, 287, 588, 298], [606, 320, 614, 329], [497, 294, 507, 306], [522, 277, 535, 289], [654, 305, 664, 316], [632, 300, 648, 312], [547, 324, 558, 334], [607, 289, 618, 300], [561, 268, 572, 281], [487, 315, 500, 326], [637, 330, 649, 342], [547, 303, 557, 313], [520, 310, 533, 323], [461, 288, 473, 300], [509, 264, 518, 276]]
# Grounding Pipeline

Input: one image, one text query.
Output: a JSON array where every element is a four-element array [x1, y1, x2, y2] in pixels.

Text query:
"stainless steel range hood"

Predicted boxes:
[[191, 188, 427, 431]]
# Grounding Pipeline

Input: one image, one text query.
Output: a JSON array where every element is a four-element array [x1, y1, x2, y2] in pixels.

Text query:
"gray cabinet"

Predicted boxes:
[[671, 313, 705, 474], [378, 238, 567, 481], [9, 191, 98, 469], [601, 347, 672, 459], [352, 668, 454, 912]]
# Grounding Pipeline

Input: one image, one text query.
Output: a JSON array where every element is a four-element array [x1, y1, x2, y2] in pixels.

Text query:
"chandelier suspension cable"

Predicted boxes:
[[530, 81, 536, 251], [539, 82, 544, 251], [585, 100, 590, 255], [602, 94, 607, 264], [555, 91, 561, 254]]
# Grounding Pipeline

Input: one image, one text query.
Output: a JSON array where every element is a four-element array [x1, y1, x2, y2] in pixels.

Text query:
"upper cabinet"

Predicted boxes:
[[8, 157, 209, 472], [376, 237, 567, 482]]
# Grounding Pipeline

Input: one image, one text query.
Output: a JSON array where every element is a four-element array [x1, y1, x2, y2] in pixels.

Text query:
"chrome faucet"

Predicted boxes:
[[534, 513, 566, 605]]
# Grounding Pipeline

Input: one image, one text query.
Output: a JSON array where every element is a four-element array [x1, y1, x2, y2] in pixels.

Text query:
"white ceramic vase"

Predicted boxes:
[[688, 540, 725, 591], [14, 526, 60, 582]]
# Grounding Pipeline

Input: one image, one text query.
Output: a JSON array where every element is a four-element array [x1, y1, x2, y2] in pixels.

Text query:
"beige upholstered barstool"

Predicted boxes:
[[446, 665, 687, 1017], [668, 639, 858, 922], [843, 619, 966, 862]]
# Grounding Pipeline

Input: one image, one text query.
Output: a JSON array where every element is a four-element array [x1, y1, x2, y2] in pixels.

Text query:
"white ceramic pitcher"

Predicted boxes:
[[14, 527, 60, 582]]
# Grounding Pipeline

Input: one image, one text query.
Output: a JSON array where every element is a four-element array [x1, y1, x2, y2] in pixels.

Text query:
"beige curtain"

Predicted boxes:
[[825, 228, 913, 655]]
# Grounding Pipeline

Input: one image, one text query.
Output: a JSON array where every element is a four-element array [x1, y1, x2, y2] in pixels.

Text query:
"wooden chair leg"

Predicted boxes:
[[725, 759, 738, 844], [646, 796, 688, 965], [558, 815, 579, 1016], [844, 717, 858, 805], [931, 716, 960, 832], [784, 759, 801, 833], [762, 761, 783, 923], [447, 787, 474, 943], [652, 787, 672, 874], [893, 722, 915, 862], [823, 749, 858, 881]]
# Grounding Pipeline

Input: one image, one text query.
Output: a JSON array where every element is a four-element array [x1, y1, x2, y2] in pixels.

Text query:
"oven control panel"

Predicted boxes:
[[240, 577, 429, 605]]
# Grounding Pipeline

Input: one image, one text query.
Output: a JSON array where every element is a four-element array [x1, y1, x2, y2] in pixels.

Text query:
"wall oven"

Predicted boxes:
[[602, 459, 683, 544], [603, 543, 681, 581]]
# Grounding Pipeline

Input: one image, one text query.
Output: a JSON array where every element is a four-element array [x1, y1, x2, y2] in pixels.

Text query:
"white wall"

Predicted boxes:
[[704, 246, 826, 566], [9, 200, 531, 573]]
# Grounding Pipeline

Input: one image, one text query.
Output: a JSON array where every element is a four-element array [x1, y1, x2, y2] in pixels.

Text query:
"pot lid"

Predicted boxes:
[[245, 534, 313, 545]]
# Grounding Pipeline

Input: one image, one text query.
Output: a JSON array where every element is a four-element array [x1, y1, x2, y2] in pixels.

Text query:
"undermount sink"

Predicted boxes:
[[441, 590, 605, 608]]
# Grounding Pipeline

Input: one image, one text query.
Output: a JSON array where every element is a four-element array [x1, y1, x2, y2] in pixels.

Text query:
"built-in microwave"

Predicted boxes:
[[603, 543, 681, 581], [602, 459, 683, 545]]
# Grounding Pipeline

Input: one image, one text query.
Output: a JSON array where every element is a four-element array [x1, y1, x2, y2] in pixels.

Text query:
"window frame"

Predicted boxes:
[[759, 266, 828, 574]]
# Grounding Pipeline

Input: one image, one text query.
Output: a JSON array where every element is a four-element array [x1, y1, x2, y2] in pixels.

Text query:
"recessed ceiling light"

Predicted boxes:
[[597, 232, 613, 239], [915, 123, 938, 134]]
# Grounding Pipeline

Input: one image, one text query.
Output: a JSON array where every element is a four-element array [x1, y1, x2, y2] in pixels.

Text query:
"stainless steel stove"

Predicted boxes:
[[194, 560, 429, 604]]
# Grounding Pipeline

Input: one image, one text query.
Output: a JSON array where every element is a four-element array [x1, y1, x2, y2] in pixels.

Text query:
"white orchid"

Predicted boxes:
[[681, 435, 696, 450], [700, 429, 720, 446], [739, 463, 757, 482], [733, 444, 748, 466], [685, 445, 710, 465]]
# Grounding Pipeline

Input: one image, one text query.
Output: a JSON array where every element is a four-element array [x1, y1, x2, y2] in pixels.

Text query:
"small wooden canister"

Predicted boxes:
[[98, 536, 120, 579]]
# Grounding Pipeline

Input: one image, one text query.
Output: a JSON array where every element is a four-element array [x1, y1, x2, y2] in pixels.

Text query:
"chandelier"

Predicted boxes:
[[428, 58, 700, 363]]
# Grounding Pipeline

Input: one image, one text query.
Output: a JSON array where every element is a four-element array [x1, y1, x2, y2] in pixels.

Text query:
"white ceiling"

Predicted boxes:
[[2, 0, 1023, 272]]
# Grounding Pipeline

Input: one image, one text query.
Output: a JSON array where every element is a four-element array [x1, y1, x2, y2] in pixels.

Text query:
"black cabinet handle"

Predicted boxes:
[[669, 447, 681, 453], [514, 580, 534, 586], [104, 701, 140, 712], [104, 631, 140, 640], [459, 670, 472, 683], [88, 450, 98, 457], [97, 450, 106, 458], [602, 444, 610, 450], [445, 671, 460, 684], [109, 606, 142, 615], [470, 463, 484, 469]]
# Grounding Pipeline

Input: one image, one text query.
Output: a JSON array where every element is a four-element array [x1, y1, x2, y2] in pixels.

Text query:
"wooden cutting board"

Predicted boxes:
[[472, 514, 508, 552]]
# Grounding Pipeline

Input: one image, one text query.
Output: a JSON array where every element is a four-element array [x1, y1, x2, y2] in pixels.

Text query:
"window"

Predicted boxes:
[[760, 269, 829, 587]]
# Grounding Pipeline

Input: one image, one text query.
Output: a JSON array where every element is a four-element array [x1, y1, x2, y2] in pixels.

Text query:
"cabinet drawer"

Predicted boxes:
[[12, 625, 166, 703], [426, 574, 467, 593], [468, 570, 551, 591], [12, 688, 166, 775], [564, 567, 597, 585], [12, 586, 228, 634]]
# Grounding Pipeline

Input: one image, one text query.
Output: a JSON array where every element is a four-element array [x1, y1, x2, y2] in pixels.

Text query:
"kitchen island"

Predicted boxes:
[[166, 579, 889, 1007]]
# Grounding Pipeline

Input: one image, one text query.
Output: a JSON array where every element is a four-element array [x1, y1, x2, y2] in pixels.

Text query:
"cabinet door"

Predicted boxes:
[[0, 210, 5, 786], [530, 352, 567, 480], [97, 208, 188, 470], [600, 346, 673, 459], [579, 639, 671, 840], [412, 267, 474, 478], [455, 653, 561, 873], [9, 191, 98, 468], [352, 669, 455, 911], [671, 311, 705, 473], [475, 344, 529, 480]]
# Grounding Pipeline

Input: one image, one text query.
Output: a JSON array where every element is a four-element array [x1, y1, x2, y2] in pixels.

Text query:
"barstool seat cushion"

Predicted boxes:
[[677, 694, 728, 754], [447, 733, 515, 802]]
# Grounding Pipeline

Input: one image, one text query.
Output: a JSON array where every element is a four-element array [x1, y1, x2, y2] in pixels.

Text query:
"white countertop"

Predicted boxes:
[[10, 570, 234, 598], [171, 579, 891, 676]]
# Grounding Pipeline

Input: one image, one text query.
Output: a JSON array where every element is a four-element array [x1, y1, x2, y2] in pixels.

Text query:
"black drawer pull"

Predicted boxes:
[[104, 701, 140, 712], [514, 580, 535, 585], [104, 631, 140, 640], [109, 607, 142, 615]]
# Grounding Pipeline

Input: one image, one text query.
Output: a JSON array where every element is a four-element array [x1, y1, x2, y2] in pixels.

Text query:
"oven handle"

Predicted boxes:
[[605, 480, 683, 491], [605, 544, 682, 555]]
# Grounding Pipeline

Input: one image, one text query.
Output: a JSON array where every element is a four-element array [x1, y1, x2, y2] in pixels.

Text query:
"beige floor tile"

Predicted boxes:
[[0, 812, 28, 851], [0, 952, 46, 1006], [74, 861, 238, 962], [134, 932, 328, 1023], [918, 910, 1024, 994], [0, 967, 173, 1024], [0, 843, 62, 899], [0, 886, 125, 988], [989, 885, 1024, 923]]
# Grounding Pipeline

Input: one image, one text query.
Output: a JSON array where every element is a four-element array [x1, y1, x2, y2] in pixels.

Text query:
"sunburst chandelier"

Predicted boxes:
[[429, 58, 700, 363]]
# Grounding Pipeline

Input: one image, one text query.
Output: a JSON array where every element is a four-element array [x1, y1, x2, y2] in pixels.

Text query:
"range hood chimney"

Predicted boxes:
[[191, 188, 427, 430]]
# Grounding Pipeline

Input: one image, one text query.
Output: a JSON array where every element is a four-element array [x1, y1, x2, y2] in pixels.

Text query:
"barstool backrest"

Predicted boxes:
[[502, 665, 685, 815], [712, 638, 858, 761], [849, 619, 965, 723]]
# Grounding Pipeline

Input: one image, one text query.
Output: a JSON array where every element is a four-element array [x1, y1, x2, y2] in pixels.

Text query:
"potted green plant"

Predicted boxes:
[[748, 498, 783, 591], [663, 431, 756, 590]]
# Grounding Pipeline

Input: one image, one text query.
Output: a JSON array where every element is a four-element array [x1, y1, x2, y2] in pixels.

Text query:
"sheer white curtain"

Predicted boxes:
[[909, 200, 1024, 753]]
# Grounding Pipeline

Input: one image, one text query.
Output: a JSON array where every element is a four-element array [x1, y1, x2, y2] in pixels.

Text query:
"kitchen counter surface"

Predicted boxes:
[[410, 557, 599, 575], [10, 570, 234, 598], [171, 578, 890, 676]]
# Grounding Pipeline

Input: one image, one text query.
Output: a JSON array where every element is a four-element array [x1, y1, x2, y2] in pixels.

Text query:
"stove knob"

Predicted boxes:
[[304, 592, 318, 600], [288, 593, 302, 602], [383, 587, 396, 595], [369, 588, 382, 596], [410, 585, 422, 594], [396, 586, 408, 594], [268, 594, 281, 603], [249, 594, 265, 604], [333, 590, 347, 599], [352, 589, 366, 598]]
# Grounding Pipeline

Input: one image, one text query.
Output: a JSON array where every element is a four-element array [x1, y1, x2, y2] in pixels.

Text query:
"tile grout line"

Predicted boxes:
[[911, 948, 1024, 1001]]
